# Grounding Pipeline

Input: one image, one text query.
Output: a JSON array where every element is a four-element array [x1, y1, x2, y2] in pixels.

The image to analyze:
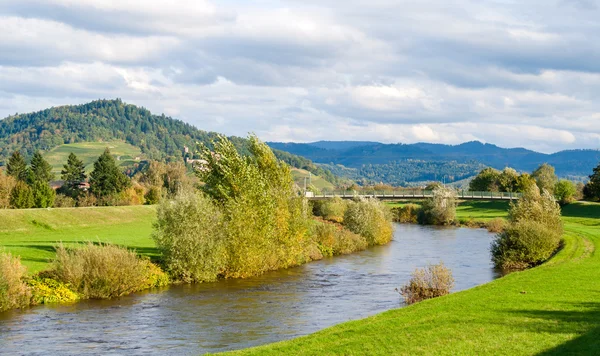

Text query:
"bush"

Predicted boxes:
[[418, 187, 457, 225], [491, 221, 561, 270], [311, 220, 368, 257], [486, 218, 507, 233], [554, 180, 577, 205], [399, 262, 454, 305], [139, 259, 170, 290], [10, 181, 34, 209], [312, 197, 347, 223], [343, 198, 393, 245], [52, 243, 152, 299], [144, 186, 162, 205], [0, 252, 31, 311], [153, 192, 227, 283], [491, 186, 563, 270], [392, 204, 421, 223], [53, 194, 76, 208], [77, 193, 97, 207], [0, 173, 16, 209], [27, 277, 79, 305], [31, 181, 56, 208]]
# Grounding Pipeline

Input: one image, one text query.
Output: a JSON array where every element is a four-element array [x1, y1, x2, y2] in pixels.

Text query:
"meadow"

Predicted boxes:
[[226, 201, 600, 355]]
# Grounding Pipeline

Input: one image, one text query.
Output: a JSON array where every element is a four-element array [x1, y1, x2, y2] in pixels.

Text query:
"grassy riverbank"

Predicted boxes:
[[228, 202, 600, 355], [0, 206, 157, 273]]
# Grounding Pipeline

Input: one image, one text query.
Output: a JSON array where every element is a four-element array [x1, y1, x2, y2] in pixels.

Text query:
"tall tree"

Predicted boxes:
[[6, 151, 28, 182], [29, 151, 55, 183], [584, 162, 600, 201], [532, 163, 558, 193], [89, 148, 130, 198], [61, 152, 86, 194]]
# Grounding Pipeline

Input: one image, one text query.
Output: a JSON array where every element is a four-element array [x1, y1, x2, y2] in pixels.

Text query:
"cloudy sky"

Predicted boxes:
[[1, 0, 599, 153]]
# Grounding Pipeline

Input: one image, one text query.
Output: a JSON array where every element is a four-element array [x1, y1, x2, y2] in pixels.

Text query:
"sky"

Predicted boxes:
[[1, 0, 600, 153]]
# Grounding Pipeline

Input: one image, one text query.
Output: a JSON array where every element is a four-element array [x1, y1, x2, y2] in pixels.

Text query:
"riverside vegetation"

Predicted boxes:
[[0, 135, 393, 312]]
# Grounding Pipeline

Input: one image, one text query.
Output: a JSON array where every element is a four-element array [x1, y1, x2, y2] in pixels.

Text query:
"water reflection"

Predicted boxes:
[[0, 224, 499, 355]]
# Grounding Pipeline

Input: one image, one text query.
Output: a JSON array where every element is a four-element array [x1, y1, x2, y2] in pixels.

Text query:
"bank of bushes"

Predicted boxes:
[[491, 186, 563, 270], [0, 244, 169, 312]]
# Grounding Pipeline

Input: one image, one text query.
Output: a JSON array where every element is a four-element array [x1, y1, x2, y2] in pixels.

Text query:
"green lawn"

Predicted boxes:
[[43, 141, 143, 175], [0, 205, 157, 273], [228, 202, 600, 355]]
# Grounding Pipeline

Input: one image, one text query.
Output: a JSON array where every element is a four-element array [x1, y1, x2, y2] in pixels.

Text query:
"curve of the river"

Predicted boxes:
[[0, 224, 500, 355]]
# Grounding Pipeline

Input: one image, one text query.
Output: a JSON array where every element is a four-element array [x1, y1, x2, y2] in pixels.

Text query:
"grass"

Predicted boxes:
[[291, 168, 335, 191], [43, 141, 143, 175], [388, 200, 510, 222], [226, 202, 600, 355], [0, 205, 157, 273]]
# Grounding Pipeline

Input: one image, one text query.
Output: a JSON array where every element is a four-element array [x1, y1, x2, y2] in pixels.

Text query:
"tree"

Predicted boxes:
[[584, 162, 600, 201], [418, 186, 458, 225], [89, 148, 130, 199], [498, 168, 519, 192], [28, 151, 55, 183], [31, 180, 55, 208], [469, 168, 500, 192], [532, 163, 558, 193], [61, 152, 86, 196], [515, 173, 537, 193], [0, 172, 16, 209], [10, 181, 34, 209], [554, 180, 577, 205], [6, 151, 27, 182]]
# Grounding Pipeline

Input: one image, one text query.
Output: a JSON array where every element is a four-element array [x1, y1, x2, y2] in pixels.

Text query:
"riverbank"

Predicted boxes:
[[225, 202, 600, 355]]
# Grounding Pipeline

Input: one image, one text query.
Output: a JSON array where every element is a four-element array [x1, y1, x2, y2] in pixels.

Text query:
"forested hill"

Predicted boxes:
[[269, 141, 600, 184], [0, 99, 341, 185]]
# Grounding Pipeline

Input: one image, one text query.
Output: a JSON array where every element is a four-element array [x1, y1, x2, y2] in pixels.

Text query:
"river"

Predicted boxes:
[[0, 224, 500, 355]]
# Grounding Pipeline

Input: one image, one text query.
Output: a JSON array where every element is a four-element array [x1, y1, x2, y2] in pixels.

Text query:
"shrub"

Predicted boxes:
[[418, 187, 457, 225], [0, 252, 31, 311], [486, 218, 507, 233], [144, 186, 162, 205], [31, 181, 56, 208], [139, 259, 170, 290], [52, 243, 150, 299], [491, 221, 561, 270], [77, 193, 97, 207], [27, 277, 79, 305], [313, 197, 347, 223], [311, 220, 368, 257], [399, 262, 454, 305], [153, 192, 227, 283], [117, 185, 146, 206], [343, 198, 393, 245], [53, 194, 76, 208], [554, 179, 577, 205], [392, 204, 420, 223], [10, 181, 34, 209], [491, 186, 563, 270]]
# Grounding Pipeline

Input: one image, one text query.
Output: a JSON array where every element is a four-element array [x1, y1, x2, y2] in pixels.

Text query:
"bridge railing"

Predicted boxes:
[[308, 190, 522, 199]]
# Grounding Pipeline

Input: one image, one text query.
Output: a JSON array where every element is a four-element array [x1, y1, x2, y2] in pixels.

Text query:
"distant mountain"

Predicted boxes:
[[0, 99, 342, 185], [268, 140, 600, 185]]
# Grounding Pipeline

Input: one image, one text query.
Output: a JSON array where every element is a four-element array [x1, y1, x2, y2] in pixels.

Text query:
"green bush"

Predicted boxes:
[[554, 180, 577, 205], [311, 220, 368, 257], [10, 181, 34, 209], [343, 198, 393, 245], [392, 204, 421, 223], [486, 218, 507, 233], [399, 262, 454, 305], [153, 192, 227, 283], [418, 187, 457, 225], [27, 277, 79, 305], [312, 197, 347, 223], [31, 180, 56, 208], [144, 186, 162, 205], [139, 259, 170, 290], [53, 194, 76, 208], [491, 186, 563, 270], [0, 252, 31, 311], [491, 221, 561, 270], [52, 243, 152, 299]]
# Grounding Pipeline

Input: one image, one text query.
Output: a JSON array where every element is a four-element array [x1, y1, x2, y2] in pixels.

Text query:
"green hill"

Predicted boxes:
[[291, 168, 335, 191], [0, 99, 339, 186], [44, 141, 143, 175]]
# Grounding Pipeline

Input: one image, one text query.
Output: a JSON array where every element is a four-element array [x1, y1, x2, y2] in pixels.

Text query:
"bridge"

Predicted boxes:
[[306, 190, 522, 201]]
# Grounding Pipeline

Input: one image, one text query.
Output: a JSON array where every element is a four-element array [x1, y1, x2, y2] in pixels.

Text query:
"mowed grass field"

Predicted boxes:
[[43, 141, 143, 175], [291, 168, 335, 191], [228, 202, 600, 355], [389, 200, 510, 221], [0, 205, 157, 273]]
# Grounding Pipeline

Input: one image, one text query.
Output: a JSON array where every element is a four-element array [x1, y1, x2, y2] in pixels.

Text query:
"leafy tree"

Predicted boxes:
[[31, 180, 56, 208], [89, 148, 130, 199], [6, 151, 27, 182], [418, 186, 458, 225], [532, 163, 558, 193], [498, 168, 519, 192], [515, 173, 537, 192], [10, 181, 34, 209], [0, 172, 16, 209], [469, 168, 500, 192], [554, 180, 577, 205], [584, 162, 600, 201], [61, 153, 86, 195]]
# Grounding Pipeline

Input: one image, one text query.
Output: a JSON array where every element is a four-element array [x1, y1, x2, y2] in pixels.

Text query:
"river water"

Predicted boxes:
[[0, 224, 499, 355]]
